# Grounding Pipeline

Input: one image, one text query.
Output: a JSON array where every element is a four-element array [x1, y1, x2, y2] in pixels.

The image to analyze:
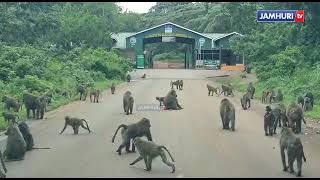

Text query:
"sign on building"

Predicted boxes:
[[162, 36, 176, 42], [165, 25, 173, 33], [130, 37, 136, 46], [196, 60, 204, 66]]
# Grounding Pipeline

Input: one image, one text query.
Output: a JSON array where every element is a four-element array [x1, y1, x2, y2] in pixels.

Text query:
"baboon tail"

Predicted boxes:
[[81, 119, 91, 133], [111, 124, 128, 143], [159, 146, 175, 162], [302, 147, 306, 162], [32, 147, 51, 150]]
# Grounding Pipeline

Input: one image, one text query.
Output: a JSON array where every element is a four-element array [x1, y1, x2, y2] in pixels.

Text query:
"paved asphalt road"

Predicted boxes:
[[2, 69, 320, 178]]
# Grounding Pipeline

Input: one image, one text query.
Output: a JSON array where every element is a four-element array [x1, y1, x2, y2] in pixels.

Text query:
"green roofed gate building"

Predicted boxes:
[[111, 22, 243, 69]]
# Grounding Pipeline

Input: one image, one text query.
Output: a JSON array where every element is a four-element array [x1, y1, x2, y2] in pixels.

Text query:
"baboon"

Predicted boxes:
[[0, 150, 7, 178], [42, 91, 53, 105], [59, 116, 91, 135], [2, 112, 19, 123], [275, 103, 288, 127], [178, 80, 183, 90], [112, 118, 152, 155], [220, 98, 236, 131], [207, 84, 220, 96], [156, 97, 165, 107], [170, 80, 179, 90], [264, 106, 275, 136], [163, 90, 183, 110], [18, 122, 51, 151], [89, 89, 101, 103], [141, 74, 146, 79], [130, 137, 175, 173], [3, 121, 27, 161], [22, 92, 41, 119], [123, 91, 134, 115], [240, 92, 251, 110], [127, 74, 131, 82], [303, 96, 312, 112], [304, 92, 314, 109], [2, 96, 22, 112], [261, 90, 270, 104], [36, 97, 47, 119], [271, 108, 286, 134], [297, 96, 304, 109], [77, 85, 87, 101], [111, 83, 115, 94], [275, 89, 284, 102], [247, 82, 255, 99], [220, 84, 234, 97], [280, 127, 306, 177], [270, 89, 277, 103], [287, 103, 306, 134]]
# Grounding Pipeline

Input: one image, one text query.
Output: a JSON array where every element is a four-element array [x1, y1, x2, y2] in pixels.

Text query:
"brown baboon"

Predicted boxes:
[[304, 92, 314, 109], [22, 92, 41, 119], [275, 103, 288, 128], [264, 106, 275, 136], [59, 116, 91, 135], [18, 122, 51, 151], [2, 112, 19, 123], [280, 127, 306, 177], [2, 96, 22, 112], [303, 97, 312, 112], [207, 84, 220, 96], [112, 118, 152, 155], [178, 80, 183, 90], [220, 98, 236, 131], [156, 97, 165, 107], [261, 90, 270, 104], [141, 74, 146, 79], [77, 84, 87, 101], [163, 90, 183, 110], [247, 82, 255, 99], [240, 92, 251, 110], [123, 91, 134, 115], [36, 97, 47, 119], [170, 80, 179, 90], [111, 83, 115, 94], [130, 137, 175, 173], [287, 103, 306, 134], [220, 84, 234, 97], [3, 121, 27, 162], [90, 89, 101, 103], [0, 150, 7, 178], [127, 74, 131, 82]]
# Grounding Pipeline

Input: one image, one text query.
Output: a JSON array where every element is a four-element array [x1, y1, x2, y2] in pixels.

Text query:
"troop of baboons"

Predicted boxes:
[[0, 71, 314, 176], [207, 80, 311, 177]]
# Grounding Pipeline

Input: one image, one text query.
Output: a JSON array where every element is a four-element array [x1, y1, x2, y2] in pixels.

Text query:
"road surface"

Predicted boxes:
[[3, 69, 320, 178]]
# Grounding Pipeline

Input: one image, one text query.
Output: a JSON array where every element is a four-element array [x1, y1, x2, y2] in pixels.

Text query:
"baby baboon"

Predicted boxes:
[[303, 96, 312, 112], [111, 83, 115, 94], [220, 98, 236, 131], [287, 103, 306, 134], [276, 89, 284, 102], [264, 106, 275, 136], [4, 121, 27, 161], [18, 122, 51, 151], [207, 84, 220, 96], [141, 74, 146, 79], [59, 116, 91, 135], [22, 92, 41, 119], [220, 84, 234, 97], [240, 92, 251, 110], [170, 80, 179, 90], [0, 150, 7, 178], [178, 80, 183, 90], [156, 97, 165, 107], [127, 74, 131, 82], [2, 96, 22, 112], [123, 91, 134, 115], [90, 89, 101, 103], [77, 84, 87, 101], [130, 137, 175, 173], [280, 127, 306, 177], [163, 90, 183, 110], [112, 118, 152, 155], [247, 82, 255, 99], [2, 112, 19, 123]]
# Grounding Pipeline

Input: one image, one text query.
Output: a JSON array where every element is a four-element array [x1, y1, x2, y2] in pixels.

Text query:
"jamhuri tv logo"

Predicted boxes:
[[257, 10, 304, 22]]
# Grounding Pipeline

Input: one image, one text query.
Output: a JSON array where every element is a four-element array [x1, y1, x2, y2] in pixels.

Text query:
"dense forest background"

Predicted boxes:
[[0, 2, 320, 127]]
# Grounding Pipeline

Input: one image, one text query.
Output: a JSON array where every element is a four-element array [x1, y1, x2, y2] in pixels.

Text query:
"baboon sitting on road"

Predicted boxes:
[[130, 137, 175, 173], [220, 98, 236, 131], [163, 90, 183, 110], [127, 74, 131, 82], [59, 116, 91, 135], [280, 127, 306, 177], [112, 118, 153, 155], [141, 74, 146, 79], [156, 97, 165, 107], [123, 91, 134, 115], [111, 83, 115, 94], [240, 92, 251, 110], [4, 121, 27, 161]]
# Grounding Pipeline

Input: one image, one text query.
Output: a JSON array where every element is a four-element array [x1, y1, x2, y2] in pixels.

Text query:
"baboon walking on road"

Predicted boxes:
[[240, 92, 251, 110], [130, 137, 175, 173], [220, 98, 235, 131], [123, 91, 134, 115], [264, 106, 275, 136], [287, 103, 306, 134], [280, 127, 306, 177], [111, 83, 116, 94], [207, 84, 220, 96], [59, 116, 91, 135], [89, 89, 101, 103], [247, 82, 255, 99]]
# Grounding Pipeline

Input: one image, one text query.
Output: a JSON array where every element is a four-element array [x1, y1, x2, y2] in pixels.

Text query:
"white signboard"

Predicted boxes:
[[165, 25, 173, 33], [130, 37, 136, 46], [196, 60, 204, 66], [199, 38, 205, 46], [162, 36, 176, 42]]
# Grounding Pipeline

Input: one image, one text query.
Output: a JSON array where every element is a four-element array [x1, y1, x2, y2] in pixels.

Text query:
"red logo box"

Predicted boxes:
[[295, 10, 304, 23]]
